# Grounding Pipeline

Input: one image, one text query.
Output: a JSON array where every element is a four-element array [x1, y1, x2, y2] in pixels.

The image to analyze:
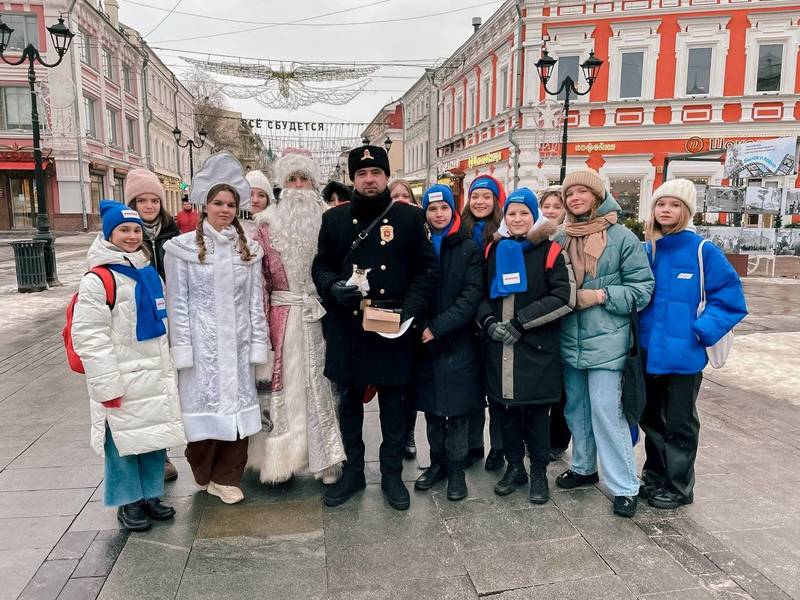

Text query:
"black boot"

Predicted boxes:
[[555, 469, 599, 489], [404, 430, 417, 460], [414, 462, 447, 491], [446, 464, 467, 501], [464, 447, 485, 468], [381, 474, 410, 510], [323, 470, 367, 507], [648, 489, 693, 509], [528, 468, 550, 504], [613, 495, 638, 518], [484, 448, 505, 472], [494, 462, 528, 496], [142, 498, 175, 520], [117, 502, 151, 532]]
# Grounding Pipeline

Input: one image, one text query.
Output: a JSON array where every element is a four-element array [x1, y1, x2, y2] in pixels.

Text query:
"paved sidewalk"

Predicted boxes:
[[1, 240, 798, 599]]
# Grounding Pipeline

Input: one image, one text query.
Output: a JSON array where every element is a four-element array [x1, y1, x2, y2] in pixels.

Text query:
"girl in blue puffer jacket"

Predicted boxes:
[[639, 178, 747, 510]]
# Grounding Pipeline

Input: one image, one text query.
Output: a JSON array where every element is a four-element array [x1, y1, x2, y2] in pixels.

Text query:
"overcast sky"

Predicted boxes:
[[117, 0, 504, 126]]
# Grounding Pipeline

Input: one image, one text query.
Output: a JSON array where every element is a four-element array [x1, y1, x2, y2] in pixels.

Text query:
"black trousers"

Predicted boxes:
[[640, 371, 703, 500], [549, 387, 571, 452], [404, 385, 417, 441], [426, 413, 469, 467], [466, 399, 504, 451], [501, 404, 550, 470], [340, 385, 406, 477]]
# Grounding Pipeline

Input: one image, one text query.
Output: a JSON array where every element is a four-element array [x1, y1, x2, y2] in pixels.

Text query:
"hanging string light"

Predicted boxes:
[[180, 56, 379, 108]]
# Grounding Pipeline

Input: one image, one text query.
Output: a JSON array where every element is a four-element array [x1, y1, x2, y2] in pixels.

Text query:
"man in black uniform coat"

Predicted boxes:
[[312, 145, 437, 510]]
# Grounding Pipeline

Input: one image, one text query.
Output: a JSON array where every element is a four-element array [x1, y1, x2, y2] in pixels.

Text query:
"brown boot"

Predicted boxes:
[[164, 456, 178, 482]]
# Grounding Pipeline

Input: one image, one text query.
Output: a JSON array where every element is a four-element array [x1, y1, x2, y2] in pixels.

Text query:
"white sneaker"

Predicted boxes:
[[207, 481, 244, 504], [322, 472, 339, 485]]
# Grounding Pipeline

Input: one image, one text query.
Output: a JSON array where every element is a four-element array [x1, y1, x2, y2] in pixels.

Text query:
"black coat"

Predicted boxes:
[[312, 189, 438, 387], [413, 226, 484, 417], [143, 218, 180, 280], [476, 237, 575, 406]]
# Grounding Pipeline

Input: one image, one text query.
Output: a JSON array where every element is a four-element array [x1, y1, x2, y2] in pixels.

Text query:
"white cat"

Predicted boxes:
[[346, 264, 372, 297]]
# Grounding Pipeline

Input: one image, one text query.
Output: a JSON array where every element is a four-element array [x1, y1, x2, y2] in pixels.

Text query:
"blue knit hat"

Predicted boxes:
[[469, 175, 500, 201], [100, 199, 142, 240], [421, 184, 455, 212], [504, 187, 540, 221]]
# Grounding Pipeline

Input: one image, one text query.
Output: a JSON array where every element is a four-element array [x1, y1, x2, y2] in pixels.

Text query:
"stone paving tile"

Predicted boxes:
[[461, 535, 610, 596], [177, 533, 326, 600], [639, 588, 716, 600], [604, 546, 705, 596], [652, 535, 723, 576], [0, 548, 49, 600], [68, 501, 125, 532], [97, 535, 191, 600], [490, 573, 636, 599], [0, 488, 94, 518], [326, 529, 464, 591], [324, 497, 444, 546], [634, 516, 728, 554], [48, 530, 98, 560], [444, 505, 577, 552], [550, 486, 614, 518], [0, 516, 73, 551], [56, 577, 105, 600], [0, 465, 102, 491], [17, 559, 77, 600], [571, 514, 655, 554], [8, 441, 103, 469], [684, 496, 797, 533], [197, 498, 321, 539], [327, 576, 478, 600], [72, 529, 128, 578]]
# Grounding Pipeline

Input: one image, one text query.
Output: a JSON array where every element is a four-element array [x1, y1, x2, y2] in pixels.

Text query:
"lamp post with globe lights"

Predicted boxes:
[[0, 14, 75, 286], [172, 127, 207, 181], [534, 49, 603, 184]]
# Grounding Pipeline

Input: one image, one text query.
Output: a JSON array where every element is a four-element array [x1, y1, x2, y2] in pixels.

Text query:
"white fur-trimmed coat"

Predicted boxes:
[[163, 221, 270, 442]]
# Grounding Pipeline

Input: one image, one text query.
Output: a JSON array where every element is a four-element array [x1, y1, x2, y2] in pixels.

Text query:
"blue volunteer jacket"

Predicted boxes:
[[639, 230, 747, 375]]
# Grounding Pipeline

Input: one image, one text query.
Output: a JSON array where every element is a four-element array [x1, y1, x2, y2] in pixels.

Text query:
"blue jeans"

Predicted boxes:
[[563, 365, 639, 496], [104, 427, 166, 507]]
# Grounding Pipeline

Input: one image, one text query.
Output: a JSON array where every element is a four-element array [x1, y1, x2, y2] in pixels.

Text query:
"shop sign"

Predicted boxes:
[[686, 136, 761, 154], [574, 143, 616, 152], [242, 118, 325, 131], [439, 158, 460, 172], [467, 151, 503, 169]]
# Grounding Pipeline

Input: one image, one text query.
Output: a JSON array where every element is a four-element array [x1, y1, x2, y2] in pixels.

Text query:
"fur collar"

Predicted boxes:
[[491, 216, 559, 246]]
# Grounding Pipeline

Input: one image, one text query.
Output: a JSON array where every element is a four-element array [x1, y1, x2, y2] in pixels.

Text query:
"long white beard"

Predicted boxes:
[[263, 188, 325, 290]]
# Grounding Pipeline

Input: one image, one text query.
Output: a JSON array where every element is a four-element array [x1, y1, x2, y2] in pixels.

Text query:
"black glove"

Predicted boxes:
[[331, 281, 362, 307], [500, 320, 522, 345]]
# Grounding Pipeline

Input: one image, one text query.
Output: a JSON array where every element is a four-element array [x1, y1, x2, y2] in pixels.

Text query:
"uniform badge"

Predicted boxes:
[[361, 149, 374, 161], [380, 225, 394, 242]]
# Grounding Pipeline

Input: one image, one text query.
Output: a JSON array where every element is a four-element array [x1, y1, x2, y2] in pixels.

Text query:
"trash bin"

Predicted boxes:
[[10, 240, 47, 293]]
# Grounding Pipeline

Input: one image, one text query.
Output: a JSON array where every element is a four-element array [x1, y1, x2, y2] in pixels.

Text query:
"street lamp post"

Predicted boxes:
[[534, 49, 603, 184], [172, 127, 207, 181], [0, 15, 75, 286], [383, 136, 393, 152]]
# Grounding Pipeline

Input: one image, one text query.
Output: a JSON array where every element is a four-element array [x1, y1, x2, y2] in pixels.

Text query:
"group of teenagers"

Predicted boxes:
[[70, 143, 747, 532]]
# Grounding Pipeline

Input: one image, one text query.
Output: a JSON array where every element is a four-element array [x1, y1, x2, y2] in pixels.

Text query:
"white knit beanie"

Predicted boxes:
[[650, 178, 697, 214], [245, 170, 274, 201]]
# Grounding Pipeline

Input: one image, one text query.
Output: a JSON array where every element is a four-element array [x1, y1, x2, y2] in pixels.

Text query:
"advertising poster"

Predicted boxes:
[[723, 137, 797, 179]]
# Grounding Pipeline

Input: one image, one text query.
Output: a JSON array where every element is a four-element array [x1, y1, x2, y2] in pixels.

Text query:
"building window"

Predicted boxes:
[[83, 97, 97, 138], [619, 51, 644, 99], [455, 95, 463, 133], [467, 86, 475, 128], [609, 178, 641, 219], [90, 173, 104, 213], [80, 31, 94, 67], [106, 108, 119, 146], [102, 48, 114, 81], [112, 175, 125, 202], [122, 63, 133, 93], [482, 77, 491, 120], [0, 87, 32, 130], [756, 43, 783, 92], [686, 47, 712, 95], [126, 117, 138, 152], [2, 13, 39, 50], [557, 56, 580, 100], [499, 66, 509, 109]]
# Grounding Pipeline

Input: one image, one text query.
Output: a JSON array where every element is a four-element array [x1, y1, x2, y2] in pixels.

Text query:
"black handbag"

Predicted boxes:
[[621, 310, 647, 444]]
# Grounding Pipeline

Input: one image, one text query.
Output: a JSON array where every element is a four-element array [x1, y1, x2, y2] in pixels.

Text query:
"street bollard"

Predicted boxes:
[[10, 239, 48, 293]]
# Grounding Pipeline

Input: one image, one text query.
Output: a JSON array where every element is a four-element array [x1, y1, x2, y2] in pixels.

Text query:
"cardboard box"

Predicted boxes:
[[362, 306, 401, 334]]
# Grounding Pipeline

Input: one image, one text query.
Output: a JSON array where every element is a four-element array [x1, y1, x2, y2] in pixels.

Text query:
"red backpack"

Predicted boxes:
[[63, 267, 117, 374]]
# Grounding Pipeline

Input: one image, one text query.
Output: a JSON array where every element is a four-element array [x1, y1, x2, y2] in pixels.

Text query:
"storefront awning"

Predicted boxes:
[[0, 161, 35, 170]]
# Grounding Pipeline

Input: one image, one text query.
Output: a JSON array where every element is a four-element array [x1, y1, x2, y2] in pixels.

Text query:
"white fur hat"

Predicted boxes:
[[273, 152, 321, 189], [245, 170, 274, 201], [650, 178, 697, 214], [190, 151, 251, 210]]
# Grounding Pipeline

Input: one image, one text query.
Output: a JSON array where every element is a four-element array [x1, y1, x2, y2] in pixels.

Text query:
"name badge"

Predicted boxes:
[[677, 273, 693, 280], [156, 298, 166, 310], [502, 272, 521, 285]]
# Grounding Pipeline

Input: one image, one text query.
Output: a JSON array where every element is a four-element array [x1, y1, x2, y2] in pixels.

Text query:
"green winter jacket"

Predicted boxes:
[[555, 193, 654, 371]]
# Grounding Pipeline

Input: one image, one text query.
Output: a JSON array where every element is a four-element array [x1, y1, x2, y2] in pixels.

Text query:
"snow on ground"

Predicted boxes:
[[704, 331, 800, 406]]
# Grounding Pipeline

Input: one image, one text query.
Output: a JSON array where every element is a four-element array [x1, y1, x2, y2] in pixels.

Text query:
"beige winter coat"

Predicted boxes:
[[73, 236, 186, 457]]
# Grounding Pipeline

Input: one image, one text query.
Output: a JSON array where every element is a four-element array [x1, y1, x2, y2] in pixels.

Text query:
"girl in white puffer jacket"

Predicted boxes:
[[72, 200, 186, 532]]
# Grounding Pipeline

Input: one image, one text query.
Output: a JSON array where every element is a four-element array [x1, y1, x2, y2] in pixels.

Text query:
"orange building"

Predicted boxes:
[[434, 0, 800, 222]]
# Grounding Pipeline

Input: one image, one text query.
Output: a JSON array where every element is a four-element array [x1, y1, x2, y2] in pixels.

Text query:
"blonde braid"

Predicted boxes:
[[232, 217, 253, 262], [196, 213, 207, 263]]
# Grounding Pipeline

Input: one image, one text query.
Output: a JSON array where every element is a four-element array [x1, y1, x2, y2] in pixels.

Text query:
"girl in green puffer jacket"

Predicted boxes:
[[553, 169, 654, 518]]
